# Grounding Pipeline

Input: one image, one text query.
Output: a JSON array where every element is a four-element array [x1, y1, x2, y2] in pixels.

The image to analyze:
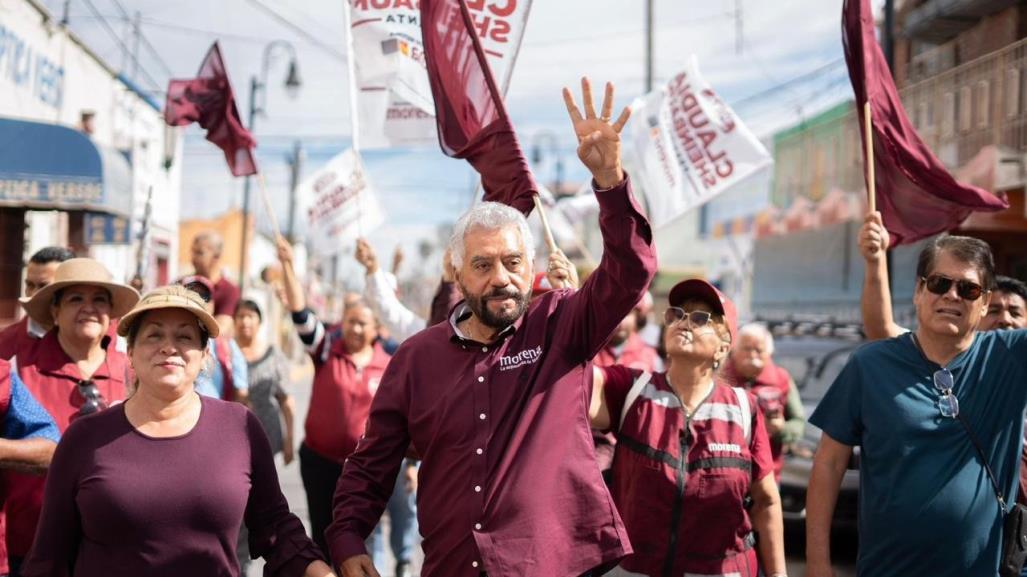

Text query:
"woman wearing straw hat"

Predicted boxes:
[[6, 258, 139, 571], [23, 285, 335, 577]]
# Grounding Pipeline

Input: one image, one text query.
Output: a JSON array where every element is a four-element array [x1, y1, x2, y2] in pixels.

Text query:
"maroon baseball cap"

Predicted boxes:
[[668, 279, 738, 341]]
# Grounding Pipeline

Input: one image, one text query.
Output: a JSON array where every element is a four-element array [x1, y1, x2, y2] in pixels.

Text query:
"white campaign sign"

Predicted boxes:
[[347, 0, 533, 149], [302, 149, 385, 257], [627, 55, 772, 228]]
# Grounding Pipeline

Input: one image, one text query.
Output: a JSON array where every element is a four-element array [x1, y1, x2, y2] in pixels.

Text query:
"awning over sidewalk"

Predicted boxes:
[[0, 117, 132, 217]]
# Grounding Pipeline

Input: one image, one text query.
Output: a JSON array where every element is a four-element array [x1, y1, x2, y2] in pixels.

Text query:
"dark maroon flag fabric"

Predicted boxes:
[[165, 42, 257, 177], [420, 0, 537, 216], [843, 0, 1007, 245]]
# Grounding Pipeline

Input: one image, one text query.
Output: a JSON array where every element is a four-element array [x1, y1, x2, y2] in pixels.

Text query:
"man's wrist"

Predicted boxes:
[[593, 168, 624, 190]]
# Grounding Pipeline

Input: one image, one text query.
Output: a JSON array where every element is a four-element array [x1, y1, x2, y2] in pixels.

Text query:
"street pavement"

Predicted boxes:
[[248, 359, 855, 577]]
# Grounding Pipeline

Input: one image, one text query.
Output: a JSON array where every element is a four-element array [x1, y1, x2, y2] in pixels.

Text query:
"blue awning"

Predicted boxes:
[[0, 117, 133, 217]]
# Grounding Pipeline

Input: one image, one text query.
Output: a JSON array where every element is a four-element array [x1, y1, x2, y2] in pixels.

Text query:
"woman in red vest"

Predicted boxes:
[[591, 279, 786, 577]]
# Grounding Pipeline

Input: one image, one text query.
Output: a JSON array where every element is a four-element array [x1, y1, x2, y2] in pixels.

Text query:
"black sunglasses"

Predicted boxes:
[[77, 380, 109, 416], [663, 307, 713, 328], [932, 368, 959, 419], [921, 275, 985, 301]]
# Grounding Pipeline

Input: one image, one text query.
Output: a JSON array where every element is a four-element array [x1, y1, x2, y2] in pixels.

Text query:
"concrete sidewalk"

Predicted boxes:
[[247, 361, 423, 577]]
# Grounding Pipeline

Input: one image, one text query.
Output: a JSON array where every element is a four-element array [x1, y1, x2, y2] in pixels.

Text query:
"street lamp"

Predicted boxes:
[[531, 130, 564, 194], [239, 40, 301, 291]]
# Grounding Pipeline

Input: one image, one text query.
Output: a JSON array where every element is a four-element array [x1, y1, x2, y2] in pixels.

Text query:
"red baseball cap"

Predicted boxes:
[[668, 279, 738, 341]]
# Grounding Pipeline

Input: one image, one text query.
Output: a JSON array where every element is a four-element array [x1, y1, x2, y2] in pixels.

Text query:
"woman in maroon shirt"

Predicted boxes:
[[23, 286, 334, 577]]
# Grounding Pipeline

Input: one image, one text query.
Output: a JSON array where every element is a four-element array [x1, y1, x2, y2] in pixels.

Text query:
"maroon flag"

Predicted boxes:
[[420, 0, 537, 215], [844, 0, 1008, 245], [165, 42, 257, 177]]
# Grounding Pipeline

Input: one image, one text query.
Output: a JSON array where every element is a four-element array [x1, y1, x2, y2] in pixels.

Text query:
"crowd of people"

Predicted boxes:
[[0, 77, 1022, 577]]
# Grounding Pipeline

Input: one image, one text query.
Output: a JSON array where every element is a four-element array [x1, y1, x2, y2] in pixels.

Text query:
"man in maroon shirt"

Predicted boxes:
[[189, 230, 241, 338], [0, 247, 75, 361], [328, 79, 655, 577]]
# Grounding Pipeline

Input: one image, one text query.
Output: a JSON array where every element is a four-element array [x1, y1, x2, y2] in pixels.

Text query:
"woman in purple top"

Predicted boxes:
[[22, 285, 334, 577]]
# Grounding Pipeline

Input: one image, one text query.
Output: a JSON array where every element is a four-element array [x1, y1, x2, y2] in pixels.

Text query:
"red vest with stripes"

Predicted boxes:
[[606, 367, 771, 577]]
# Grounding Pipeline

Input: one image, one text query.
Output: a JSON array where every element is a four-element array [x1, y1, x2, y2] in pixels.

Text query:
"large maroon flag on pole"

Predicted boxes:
[[843, 0, 1007, 245], [420, 0, 537, 216], [165, 42, 257, 177]]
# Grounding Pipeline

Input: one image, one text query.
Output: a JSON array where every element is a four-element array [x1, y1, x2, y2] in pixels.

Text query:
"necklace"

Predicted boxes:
[[667, 375, 715, 416]]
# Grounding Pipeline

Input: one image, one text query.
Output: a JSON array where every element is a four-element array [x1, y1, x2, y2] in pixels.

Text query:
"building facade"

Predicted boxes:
[[0, 0, 183, 325]]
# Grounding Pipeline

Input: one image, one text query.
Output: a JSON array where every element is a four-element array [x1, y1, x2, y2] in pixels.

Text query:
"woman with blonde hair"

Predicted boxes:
[[591, 279, 786, 577]]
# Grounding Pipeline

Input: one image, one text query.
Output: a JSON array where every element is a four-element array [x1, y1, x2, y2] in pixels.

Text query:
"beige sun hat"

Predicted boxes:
[[22, 258, 140, 330], [117, 285, 221, 339]]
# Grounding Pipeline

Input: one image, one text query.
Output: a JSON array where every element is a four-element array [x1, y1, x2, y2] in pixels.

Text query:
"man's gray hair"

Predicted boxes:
[[448, 202, 535, 269], [737, 322, 774, 355]]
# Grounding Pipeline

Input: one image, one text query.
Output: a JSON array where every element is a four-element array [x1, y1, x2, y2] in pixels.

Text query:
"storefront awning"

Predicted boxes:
[[0, 117, 132, 217]]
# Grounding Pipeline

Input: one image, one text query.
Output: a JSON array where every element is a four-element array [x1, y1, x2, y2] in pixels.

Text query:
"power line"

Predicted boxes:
[[730, 57, 846, 109], [78, 0, 163, 90], [244, 0, 349, 63], [104, 0, 174, 78]]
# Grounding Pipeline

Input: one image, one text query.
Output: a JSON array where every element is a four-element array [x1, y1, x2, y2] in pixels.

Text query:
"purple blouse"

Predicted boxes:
[[23, 395, 323, 577]]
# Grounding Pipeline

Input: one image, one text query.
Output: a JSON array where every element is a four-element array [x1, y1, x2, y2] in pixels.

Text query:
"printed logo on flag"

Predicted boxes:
[[627, 55, 772, 228]]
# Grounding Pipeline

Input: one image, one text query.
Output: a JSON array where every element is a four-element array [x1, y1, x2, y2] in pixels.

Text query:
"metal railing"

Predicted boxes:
[[773, 36, 1027, 204]]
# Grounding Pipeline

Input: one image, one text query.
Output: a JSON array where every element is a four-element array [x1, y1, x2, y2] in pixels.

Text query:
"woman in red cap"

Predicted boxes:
[[591, 279, 786, 577]]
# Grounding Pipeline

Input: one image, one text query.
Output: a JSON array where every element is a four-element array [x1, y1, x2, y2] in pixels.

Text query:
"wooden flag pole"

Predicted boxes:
[[532, 193, 559, 254], [864, 101, 877, 213], [257, 172, 283, 241]]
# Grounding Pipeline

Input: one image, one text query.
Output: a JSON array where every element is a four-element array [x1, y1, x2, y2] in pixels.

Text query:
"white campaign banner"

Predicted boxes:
[[302, 149, 385, 257], [347, 0, 533, 149], [627, 55, 772, 228]]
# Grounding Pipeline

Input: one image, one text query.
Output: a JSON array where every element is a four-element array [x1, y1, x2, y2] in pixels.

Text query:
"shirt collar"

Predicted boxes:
[[447, 302, 520, 345], [36, 329, 120, 382]]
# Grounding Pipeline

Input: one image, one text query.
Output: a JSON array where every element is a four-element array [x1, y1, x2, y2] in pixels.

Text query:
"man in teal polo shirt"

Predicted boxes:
[[806, 235, 1027, 577]]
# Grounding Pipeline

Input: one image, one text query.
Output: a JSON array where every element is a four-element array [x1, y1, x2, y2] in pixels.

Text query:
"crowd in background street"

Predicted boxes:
[[0, 75, 1025, 577]]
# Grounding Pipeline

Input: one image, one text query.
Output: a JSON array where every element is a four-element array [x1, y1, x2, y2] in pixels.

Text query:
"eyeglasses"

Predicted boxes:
[[932, 368, 959, 419], [921, 275, 985, 301], [664, 307, 713, 328], [77, 380, 109, 416]]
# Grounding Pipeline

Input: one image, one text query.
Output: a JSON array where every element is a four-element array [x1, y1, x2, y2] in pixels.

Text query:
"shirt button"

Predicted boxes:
[[477, 376, 484, 383], [472, 561, 479, 568], [481, 346, 488, 353], [479, 413, 486, 420], [476, 448, 483, 455], [474, 485, 482, 492], [474, 523, 482, 530]]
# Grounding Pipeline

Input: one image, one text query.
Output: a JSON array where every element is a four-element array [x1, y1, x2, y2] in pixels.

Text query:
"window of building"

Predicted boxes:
[[959, 85, 972, 132], [1006, 68, 1020, 120], [976, 80, 990, 129], [942, 91, 955, 137]]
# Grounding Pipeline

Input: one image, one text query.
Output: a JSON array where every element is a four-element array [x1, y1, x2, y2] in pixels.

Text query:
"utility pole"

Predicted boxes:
[[883, 0, 895, 71], [645, 0, 654, 92], [131, 12, 141, 82], [735, 0, 744, 55], [287, 141, 304, 243]]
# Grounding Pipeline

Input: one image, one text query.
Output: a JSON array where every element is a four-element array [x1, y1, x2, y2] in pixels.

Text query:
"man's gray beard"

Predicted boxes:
[[462, 284, 530, 330]]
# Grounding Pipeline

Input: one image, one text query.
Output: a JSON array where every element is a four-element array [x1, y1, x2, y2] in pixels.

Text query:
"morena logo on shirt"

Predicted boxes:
[[707, 442, 742, 454], [499, 345, 543, 372]]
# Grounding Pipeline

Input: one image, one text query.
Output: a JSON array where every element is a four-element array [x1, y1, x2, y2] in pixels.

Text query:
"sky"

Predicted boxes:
[[39, 0, 869, 278]]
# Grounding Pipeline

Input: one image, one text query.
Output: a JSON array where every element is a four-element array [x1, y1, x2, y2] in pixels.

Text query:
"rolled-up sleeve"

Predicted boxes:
[[325, 347, 411, 565], [244, 412, 325, 575], [557, 175, 657, 362]]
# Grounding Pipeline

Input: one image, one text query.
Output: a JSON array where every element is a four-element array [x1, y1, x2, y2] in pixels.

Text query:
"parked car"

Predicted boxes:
[[771, 333, 863, 533]]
